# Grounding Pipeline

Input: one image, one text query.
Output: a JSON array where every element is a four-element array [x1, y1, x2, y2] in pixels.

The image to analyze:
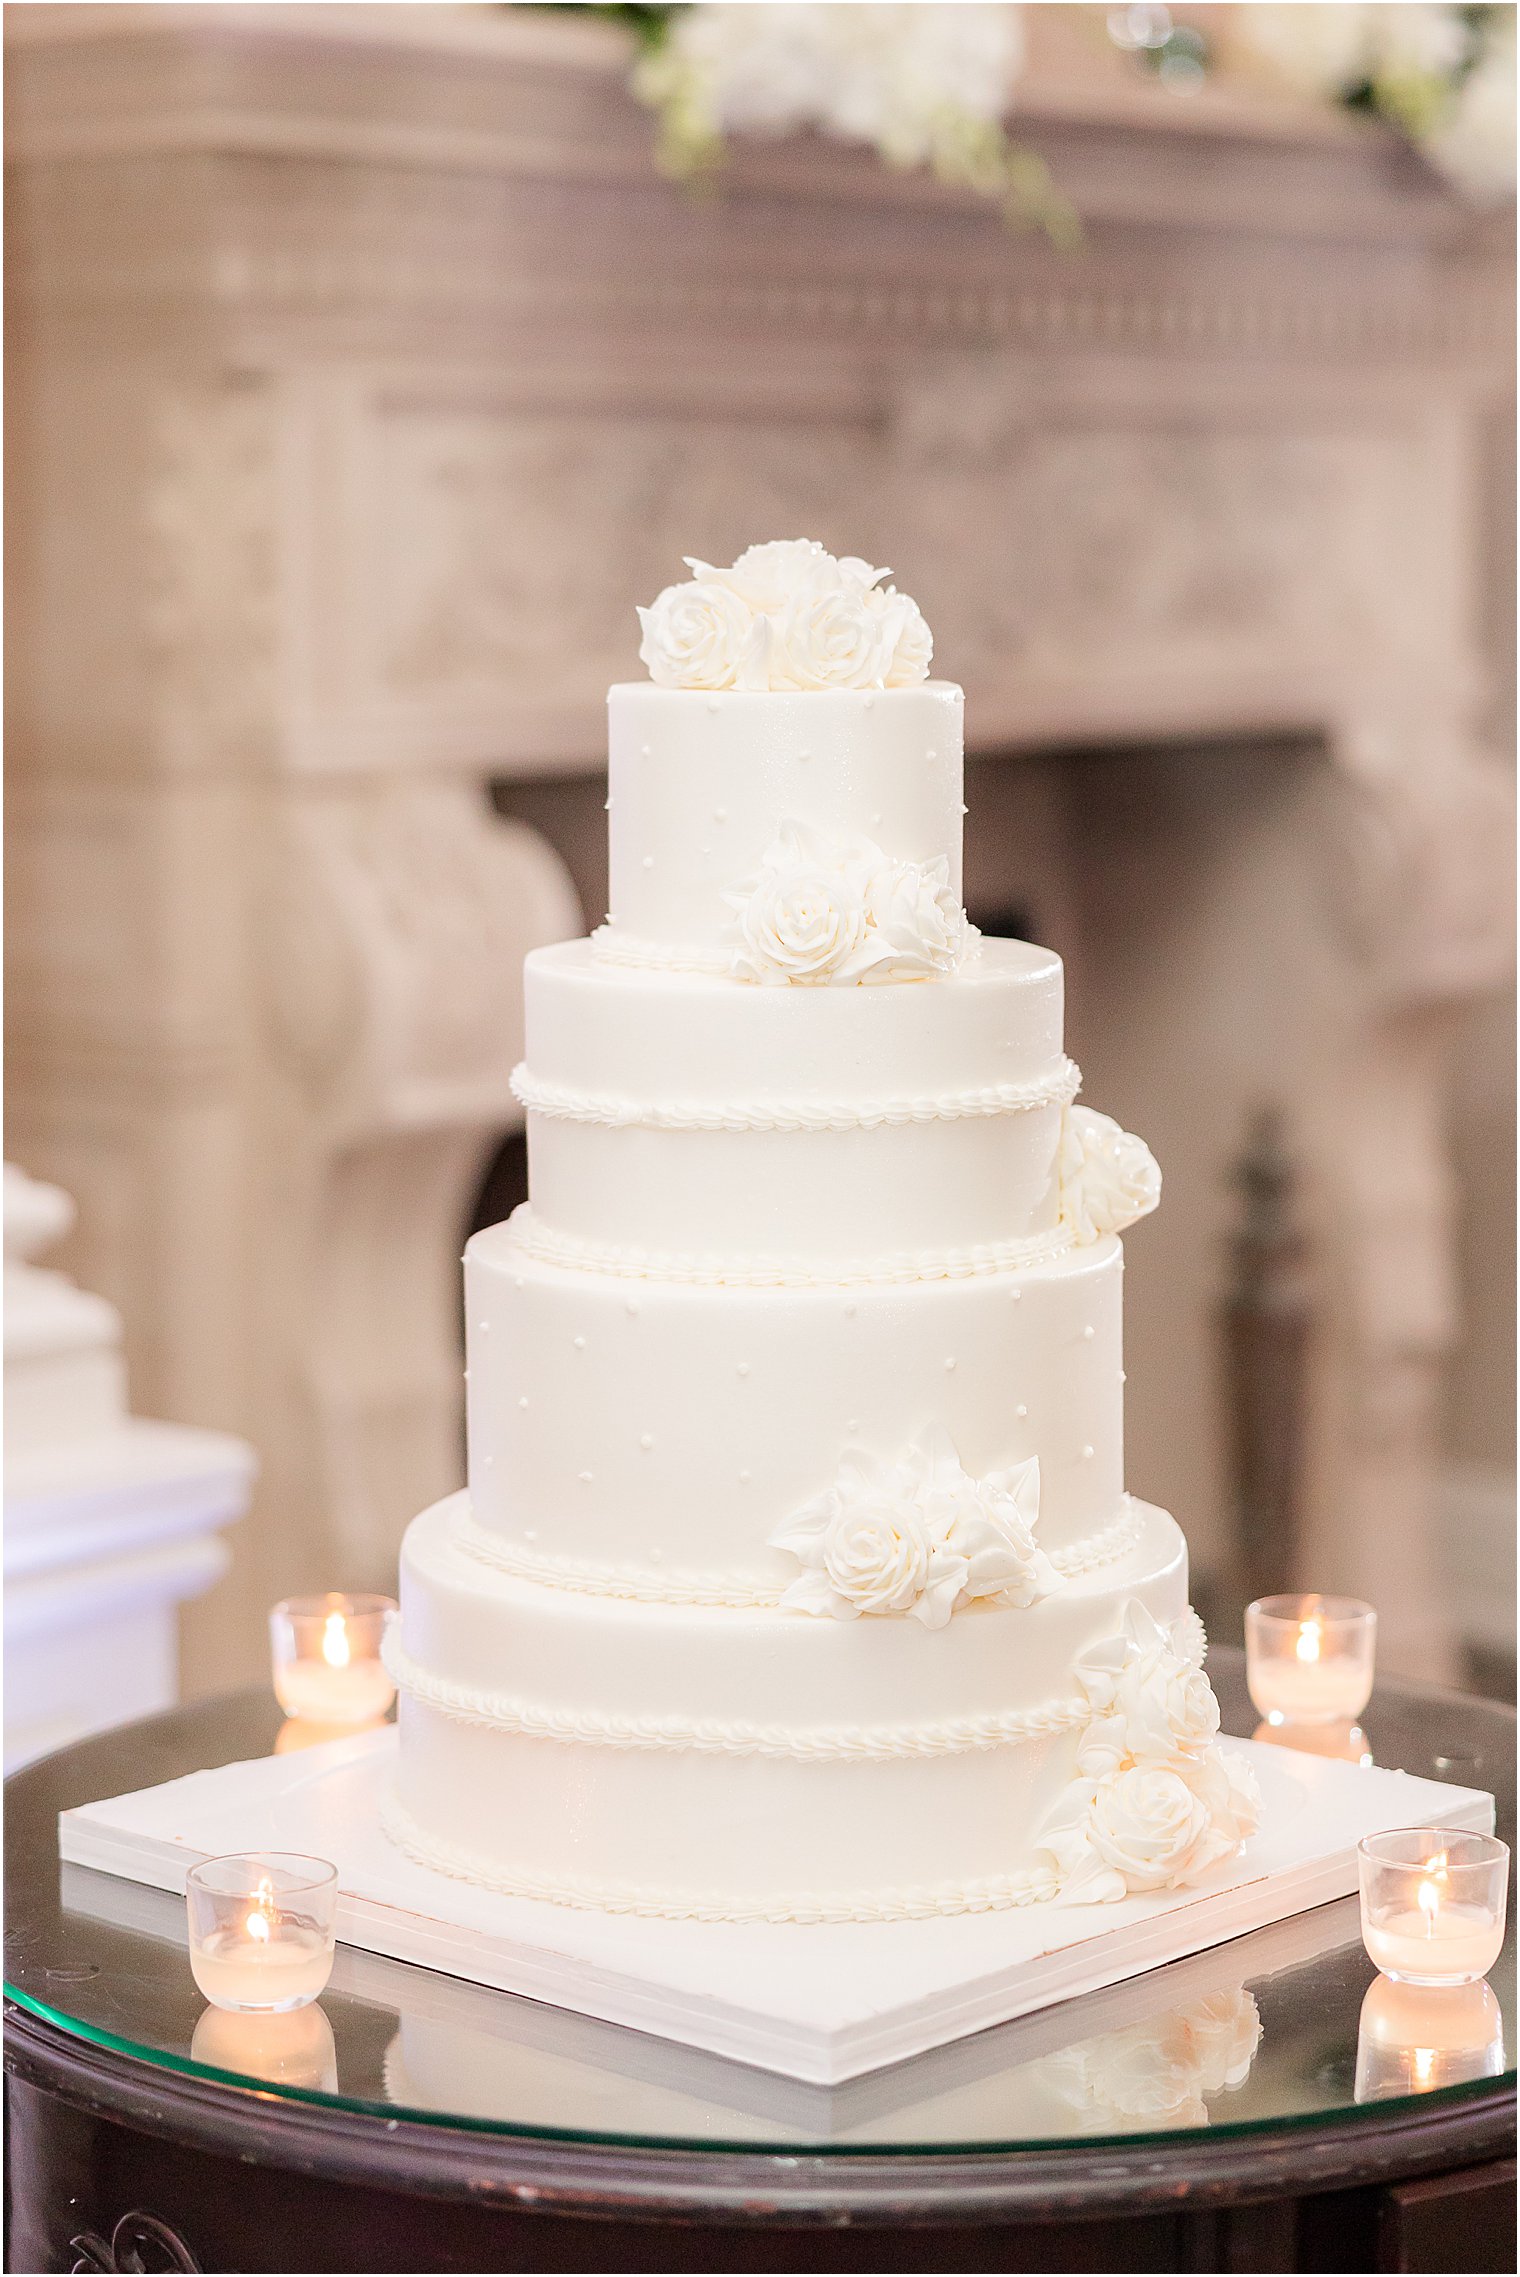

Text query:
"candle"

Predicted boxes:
[[270, 1593, 397, 1725], [1359, 1827, 1509, 1987], [1246, 1594, 1375, 1725], [186, 1853, 338, 2014]]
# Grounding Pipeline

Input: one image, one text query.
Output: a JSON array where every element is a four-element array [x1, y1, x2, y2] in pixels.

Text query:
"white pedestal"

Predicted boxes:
[[60, 1728, 1492, 2083]]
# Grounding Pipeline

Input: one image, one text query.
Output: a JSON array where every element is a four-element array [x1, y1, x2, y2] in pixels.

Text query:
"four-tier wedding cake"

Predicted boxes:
[[384, 542, 1258, 1924]]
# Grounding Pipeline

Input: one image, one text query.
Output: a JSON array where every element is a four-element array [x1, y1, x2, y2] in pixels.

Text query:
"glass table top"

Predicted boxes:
[[5, 1652, 1513, 2156]]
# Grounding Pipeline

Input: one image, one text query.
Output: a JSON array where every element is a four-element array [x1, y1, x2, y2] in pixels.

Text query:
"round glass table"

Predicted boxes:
[[5, 1652, 1515, 2273]]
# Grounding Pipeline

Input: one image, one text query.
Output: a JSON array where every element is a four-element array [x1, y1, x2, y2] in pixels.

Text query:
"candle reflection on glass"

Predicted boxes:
[[1355, 1976, 1505, 2103], [187, 1853, 338, 2012], [270, 1593, 397, 1724], [192, 2000, 339, 2093], [1245, 1595, 1375, 1726], [1251, 1717, 1372, 1766], [1359, 1827, 1508, 1986]]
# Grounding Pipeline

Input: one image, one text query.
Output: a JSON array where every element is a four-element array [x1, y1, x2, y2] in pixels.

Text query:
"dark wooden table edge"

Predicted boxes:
[[7, 2001, 1515, 2230]]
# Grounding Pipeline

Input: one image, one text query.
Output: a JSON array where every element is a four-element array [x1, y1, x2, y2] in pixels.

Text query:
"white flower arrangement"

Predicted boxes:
[[628, 3, 1080, 245], [768, 1424, 1057, 1628], [637, 541, 933, 694], [1230, 3, 1516, 204], [1058, 1106, 1162, 1245], [724, 822, 967, 987], [1038, 1605, 1261, 1905]]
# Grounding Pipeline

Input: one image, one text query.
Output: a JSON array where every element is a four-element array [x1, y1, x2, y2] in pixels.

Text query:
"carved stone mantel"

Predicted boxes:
[[6, 4, 1512, 1683]]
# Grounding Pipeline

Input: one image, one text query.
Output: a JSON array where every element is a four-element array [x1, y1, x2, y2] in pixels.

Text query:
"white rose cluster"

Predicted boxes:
[[1038, 1604, 1260, 1904], [725, 822, 968, 988], [769, 1425, 1057, 1629], [1058, 1106, 1162, 1244], [637, 540, 934, 693]]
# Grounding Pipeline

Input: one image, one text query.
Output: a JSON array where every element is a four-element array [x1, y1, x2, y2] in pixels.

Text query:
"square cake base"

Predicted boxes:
[[60, 1728, 1492, 2084]]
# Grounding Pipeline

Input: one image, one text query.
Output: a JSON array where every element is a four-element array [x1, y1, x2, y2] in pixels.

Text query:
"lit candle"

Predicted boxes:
[[1359, 1828, 1509, 1986], [1246, 1594, 1375, 1725], [186, 1853, 338, 2014], [270, 1593, 397, 1724]]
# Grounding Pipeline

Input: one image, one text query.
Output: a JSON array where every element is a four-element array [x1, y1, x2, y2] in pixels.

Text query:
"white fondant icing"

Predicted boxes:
[[604, 682, 964, 962]]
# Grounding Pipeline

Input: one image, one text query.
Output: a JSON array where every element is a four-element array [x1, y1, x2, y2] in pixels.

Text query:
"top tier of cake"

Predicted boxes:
[[603, 682, 965, 966]]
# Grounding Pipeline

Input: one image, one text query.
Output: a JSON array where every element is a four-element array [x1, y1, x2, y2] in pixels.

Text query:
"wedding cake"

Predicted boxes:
[[384, 542, 1258, 1924]]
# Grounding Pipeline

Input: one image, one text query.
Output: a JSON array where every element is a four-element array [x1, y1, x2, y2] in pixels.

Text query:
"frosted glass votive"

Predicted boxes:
[[270, 1593, 397, 1724], [1355, 1976, 1505, 2103], [1359, 1827, 1509, 1987], [1245, 1594, 1375, 1726], [187, 1853, 338, 2013]]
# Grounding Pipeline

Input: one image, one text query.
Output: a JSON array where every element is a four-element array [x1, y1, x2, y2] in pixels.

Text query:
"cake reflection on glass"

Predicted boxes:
[[382, 543, 1259, 1922]]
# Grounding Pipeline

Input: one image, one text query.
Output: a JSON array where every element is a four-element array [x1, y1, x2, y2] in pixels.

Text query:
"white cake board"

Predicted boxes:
[[60, 1728, 1493, 2085]]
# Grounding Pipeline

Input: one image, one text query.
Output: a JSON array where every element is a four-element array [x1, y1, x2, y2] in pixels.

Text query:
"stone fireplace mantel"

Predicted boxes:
[[7, 4, 1512, 1684]]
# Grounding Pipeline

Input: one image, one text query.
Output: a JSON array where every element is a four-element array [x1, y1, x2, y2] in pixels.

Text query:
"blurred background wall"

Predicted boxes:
[[5, 1, 1514, 1710]]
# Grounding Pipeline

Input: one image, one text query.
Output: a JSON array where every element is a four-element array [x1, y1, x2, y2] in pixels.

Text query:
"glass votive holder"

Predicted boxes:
[[192, 1999, 339, 2093], [1355, 1976, 1506, 2102], [270, 1593, 397, 1724], [1245, 1594, 1375, 1726], [186, 1853, 338, 2013], [1358, 1828, 1509, 1986]]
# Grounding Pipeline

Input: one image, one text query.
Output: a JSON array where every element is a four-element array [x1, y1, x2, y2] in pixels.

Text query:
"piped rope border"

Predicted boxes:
[[452, 1500, 1144, 1610], [383, 1629, 1089, 1762], [380, 1790, 1057, 1924], [502, 1206, 1075, 1288], [510, 1059, 1080, 1133]]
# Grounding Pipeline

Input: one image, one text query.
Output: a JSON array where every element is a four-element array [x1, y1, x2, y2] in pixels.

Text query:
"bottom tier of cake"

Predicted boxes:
[[384, 1492, 1227, 1923]]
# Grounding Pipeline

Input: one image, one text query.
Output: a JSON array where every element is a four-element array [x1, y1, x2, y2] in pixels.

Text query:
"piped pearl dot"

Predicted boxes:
[[714, 807, 728, 822], [1119, 1370, 1128, 1383], [1082, 1445, 1095, 1460], [700, 846, 712, 858], [524, 1528, 537, 1543], [572, 1335, 586, 1350], [514, 1276, 525, 1291], [944, 1357, 957, 1372], [578, 1470, 594, 1484], [477, 1320, 490, 1334], [483, 1453, 496, 1468], [844, 1302, 858, 1319], [640, 1433, 654, 1450], [1082, 1325, 1096, 1341], [960, 803, 970, 816], [737, 1362, 750, 1377], [626, 1298, 640, 1316], [1016, 1403, 1028, 1419], [706, 698, 721, 713], [863, 697, 875, 711], [871, 812, 883, 826], [845, 1419, 860, 1435], [640, 744, 651, 757], [1010, 1287, 1022, 1302], [518, 1396, 529, 1409], [650, 1548, 663, 1564], [604, 799, 612, 812], [642, 855, 655, 870], [739, 1470, 752, 1485], [926, 748, 938, 761], [462, 1368, 470, 1383], [798, 749, 812, 762]]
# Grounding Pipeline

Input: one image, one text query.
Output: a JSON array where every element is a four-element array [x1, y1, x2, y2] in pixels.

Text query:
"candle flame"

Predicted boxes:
[[322, 1612, 351, 1670], [1413, 2047, 1436, 2085], [244, 1873, 276, 1944], [1417, 1874, 1443, 1932], [1295, 1616, 1323, 1665]]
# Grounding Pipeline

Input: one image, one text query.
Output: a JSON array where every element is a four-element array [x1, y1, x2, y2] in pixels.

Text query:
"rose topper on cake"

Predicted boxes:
[[637, 540, 934, 692]]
